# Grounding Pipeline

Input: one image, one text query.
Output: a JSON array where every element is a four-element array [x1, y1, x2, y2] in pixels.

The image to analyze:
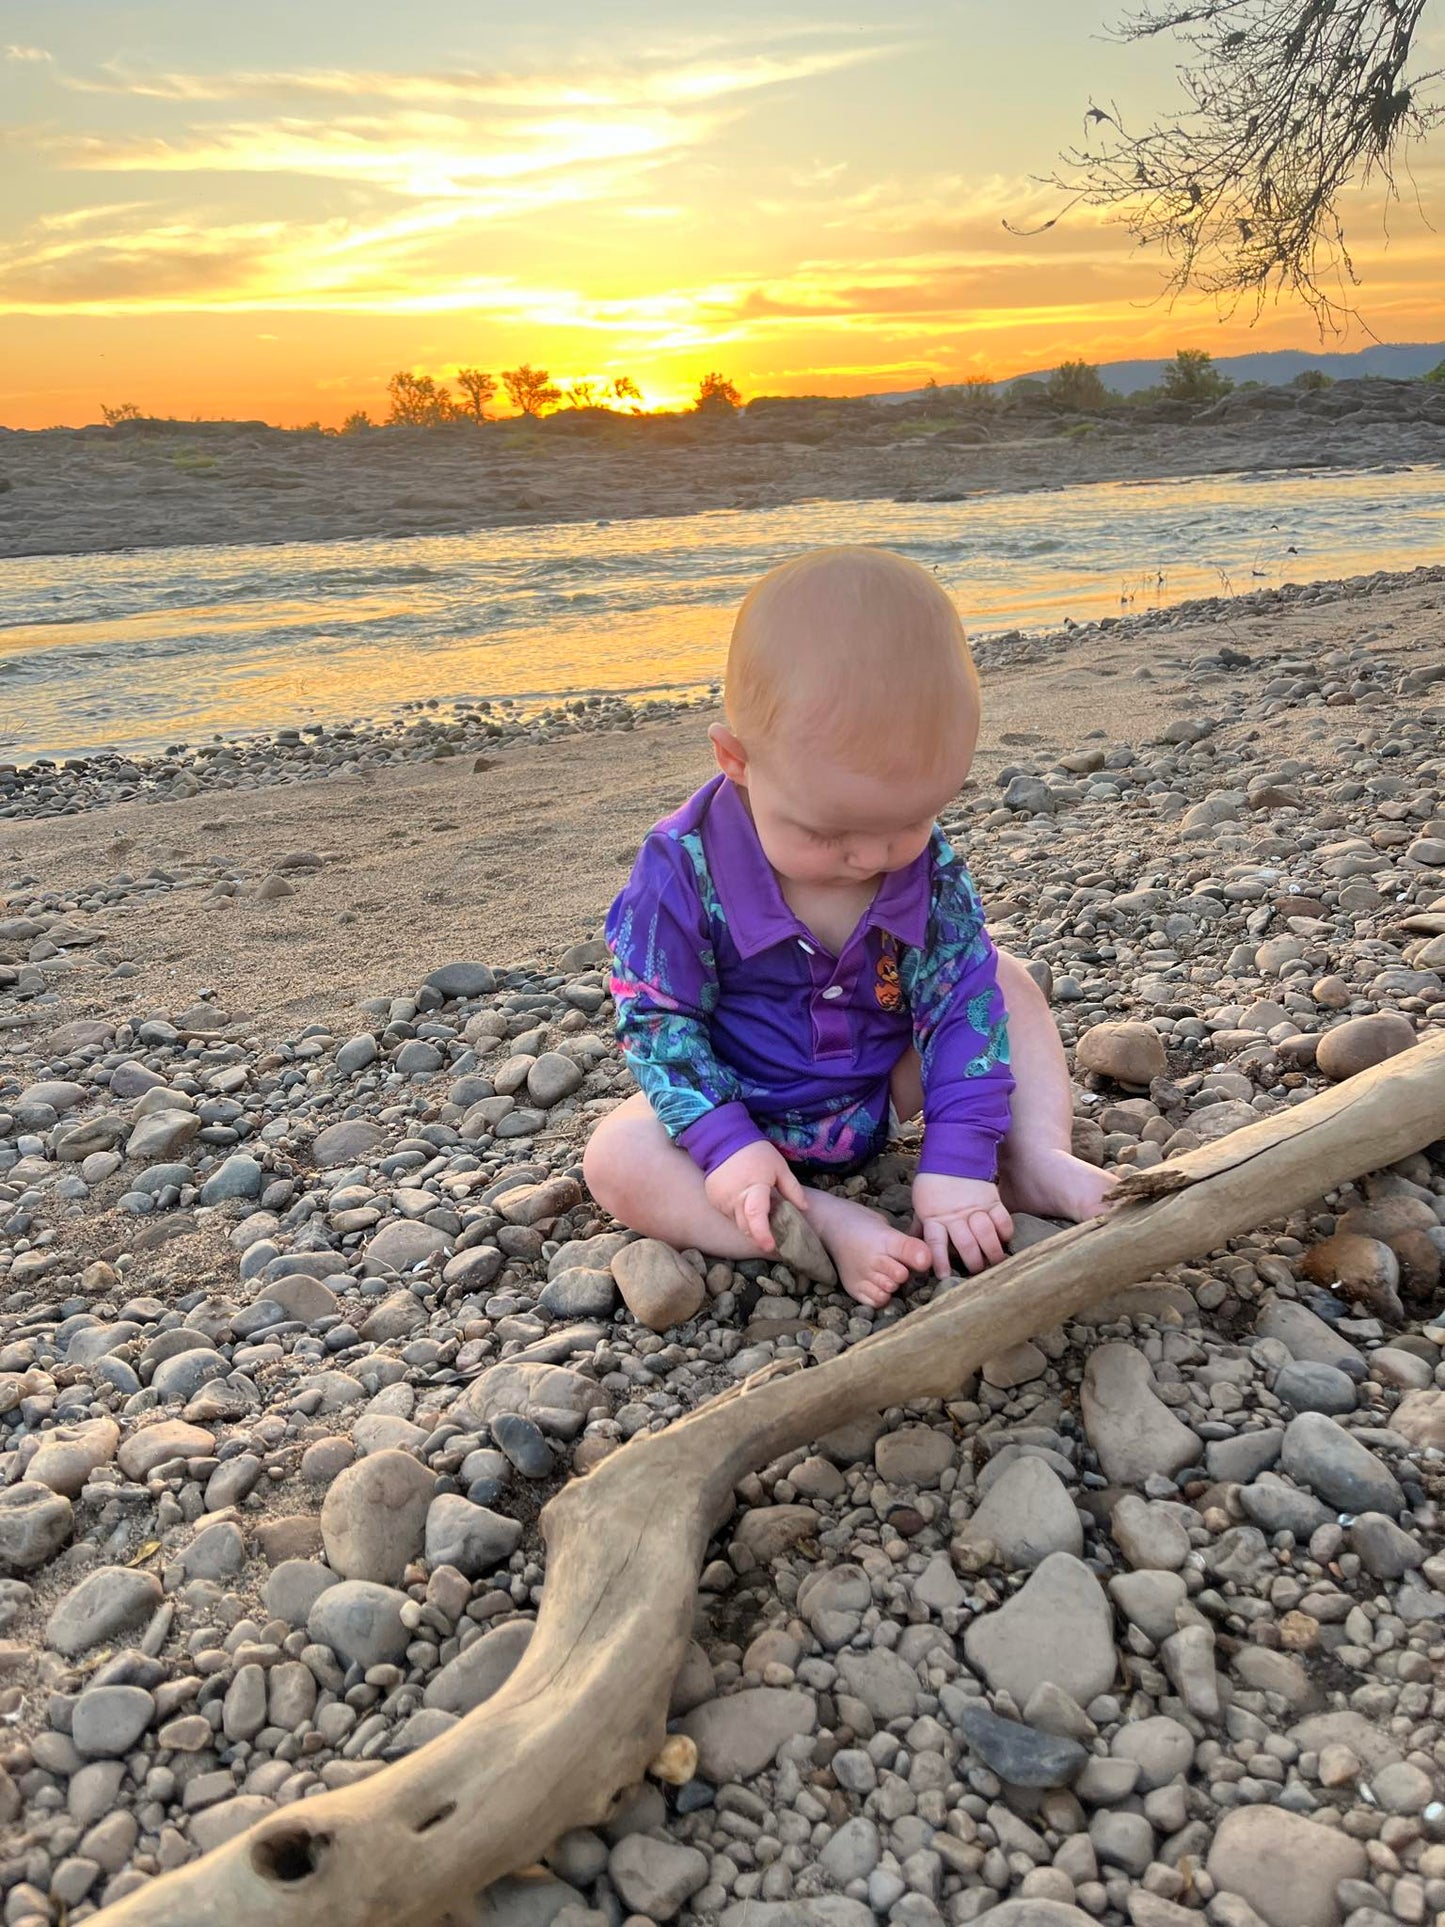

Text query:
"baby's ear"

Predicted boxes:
[[709, 723, 748, 785]]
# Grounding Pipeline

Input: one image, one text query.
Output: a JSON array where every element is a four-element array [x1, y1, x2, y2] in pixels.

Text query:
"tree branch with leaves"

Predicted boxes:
[[1022, 0, 1444, 325], [501, 365, 562, 417], [455, 369, 497, 423]]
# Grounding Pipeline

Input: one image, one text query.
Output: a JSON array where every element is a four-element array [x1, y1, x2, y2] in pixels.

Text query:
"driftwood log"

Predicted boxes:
[[96, 1031, 1445, 1927]]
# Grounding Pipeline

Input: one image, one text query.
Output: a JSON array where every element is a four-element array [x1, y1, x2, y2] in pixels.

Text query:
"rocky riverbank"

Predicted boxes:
[[3, 376, 1443, 561], [0, 581, 1443, 1927]]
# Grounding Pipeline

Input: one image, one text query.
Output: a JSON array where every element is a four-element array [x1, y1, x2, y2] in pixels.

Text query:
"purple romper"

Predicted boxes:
[[605, 775, 1014, 1181]]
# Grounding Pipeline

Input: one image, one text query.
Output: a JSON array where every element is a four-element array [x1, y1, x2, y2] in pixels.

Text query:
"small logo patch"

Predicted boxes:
[[875, 936, 902, 1011]]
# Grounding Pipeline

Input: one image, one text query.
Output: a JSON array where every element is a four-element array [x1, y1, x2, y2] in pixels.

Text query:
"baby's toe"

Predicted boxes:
[[889, 1232, 930, 1272]]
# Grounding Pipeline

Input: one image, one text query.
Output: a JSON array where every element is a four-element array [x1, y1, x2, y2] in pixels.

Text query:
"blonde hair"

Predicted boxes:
[[725, 546, 979, 774]]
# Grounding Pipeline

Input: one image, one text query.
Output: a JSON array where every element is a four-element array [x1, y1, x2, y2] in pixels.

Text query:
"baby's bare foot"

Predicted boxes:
[[1001, 1145, 1117, 1224], [804, 1189, 931, 1309]]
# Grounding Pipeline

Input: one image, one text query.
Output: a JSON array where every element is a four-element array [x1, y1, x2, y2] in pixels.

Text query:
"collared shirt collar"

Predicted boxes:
[[702, 775, 931, 959]]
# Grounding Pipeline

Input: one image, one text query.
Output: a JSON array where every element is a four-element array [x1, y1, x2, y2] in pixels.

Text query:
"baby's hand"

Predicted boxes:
[[912, 1173, 1013, 1277], [706, 1141, 808, 1253]]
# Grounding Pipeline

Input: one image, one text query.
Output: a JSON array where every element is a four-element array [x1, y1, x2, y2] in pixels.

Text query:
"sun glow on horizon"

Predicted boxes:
[[3, 11, 1442, 430]]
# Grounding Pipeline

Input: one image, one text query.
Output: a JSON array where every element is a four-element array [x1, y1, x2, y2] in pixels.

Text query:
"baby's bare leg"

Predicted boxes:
[[994, 950, 1116, 1221], [583, 1093, 930, 1309], [583, 1093, 759, 1259]]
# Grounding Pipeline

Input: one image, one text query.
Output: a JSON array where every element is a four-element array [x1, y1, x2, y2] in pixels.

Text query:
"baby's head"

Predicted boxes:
[[711, 546, 980, 885]]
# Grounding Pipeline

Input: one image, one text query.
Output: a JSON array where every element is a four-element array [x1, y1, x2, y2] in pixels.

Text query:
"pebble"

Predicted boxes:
[[1110, 1714, 1194, 1789], [1274, 1359, 1359, 1414], [1256, 1298, 1366, 1374], [610, 1240, 706, 1331], [71, 1685, 156, 1758], [957, 1700, 1088, 1787], [1206, 1806, 1367, 1927], [1392, 1387, 1445, 1448], [1082, 1345, 1202, 1485], [874, 1426, 954, 1485], [957, 1454, 1083, 1568], [364, 1221, 451, 1273], [423, 1494, 524, 1576], [424, 1618, 534, 1714], [1073, 1021, 1167, 1088], [680, 1688, 816, 1782], [26, 1415, 119, 1495], [1314, 1010, 1419, 1080], [312, 1118, 385, 1165], [320, 1447, 436, 1584], [964, 1552, 1116, 1707], [0, 1481, 73, 1570], [719, 1904, 873, 1927], [4, 593, 1445, 1922], [608, 1836, 709, 1920], [306, 1579, 412, 1668], [1110, 1494, 1190, 1571], [47, 1567, 162, 1656], [538, 1267, 618, 1318], [263, 1557, 339, 1624], [1279, 1410, 1406, 1516]]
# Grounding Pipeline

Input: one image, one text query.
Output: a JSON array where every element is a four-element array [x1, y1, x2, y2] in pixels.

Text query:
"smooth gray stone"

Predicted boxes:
[[1274, 1361, 1358, 1416], [957, 1700, 1088, 1787], [306, 1580, 410, 1667], [1280, 1412, 1405, 1518]]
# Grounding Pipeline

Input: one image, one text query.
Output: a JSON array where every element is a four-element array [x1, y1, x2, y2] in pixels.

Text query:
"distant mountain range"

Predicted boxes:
[[873, 341, 1445, 402]]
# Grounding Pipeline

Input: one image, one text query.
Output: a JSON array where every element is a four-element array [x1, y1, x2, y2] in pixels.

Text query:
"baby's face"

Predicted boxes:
[[744, 747, 969, 887]]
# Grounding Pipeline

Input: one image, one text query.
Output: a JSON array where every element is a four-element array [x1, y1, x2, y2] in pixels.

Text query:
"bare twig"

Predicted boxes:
[[1035, 1, 1444, 326]]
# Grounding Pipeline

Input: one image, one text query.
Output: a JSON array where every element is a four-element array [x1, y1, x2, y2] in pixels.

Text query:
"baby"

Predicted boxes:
[[584, 546, 1113, 1307]]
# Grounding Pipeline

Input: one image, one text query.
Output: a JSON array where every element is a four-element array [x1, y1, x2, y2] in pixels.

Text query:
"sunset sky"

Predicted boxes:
[[4, 0, 1443, 428]]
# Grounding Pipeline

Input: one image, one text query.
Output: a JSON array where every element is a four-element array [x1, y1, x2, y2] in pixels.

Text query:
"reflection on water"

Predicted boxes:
[[1, 463, 1441, 762]]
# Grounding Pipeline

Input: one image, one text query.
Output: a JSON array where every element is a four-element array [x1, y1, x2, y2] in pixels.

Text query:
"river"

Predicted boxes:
[[2, 461, 1441, 763]]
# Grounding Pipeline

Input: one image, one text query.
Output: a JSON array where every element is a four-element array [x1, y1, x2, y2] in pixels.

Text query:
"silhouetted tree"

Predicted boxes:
[[564, 380, 599, 409], [1158, 347, 1234, 402], [695, 372, 742, 415], [101, 402, 142, 424], [1032, 1, 1443, 323], [1047, 359, 1110, 408], [609, 376, 642, 406], [341, 410, 375, 433], [956, 373, 998, 413], [386, 372, 458, 427], [502, 365, 562, 417], [455, 369, 497, 422]]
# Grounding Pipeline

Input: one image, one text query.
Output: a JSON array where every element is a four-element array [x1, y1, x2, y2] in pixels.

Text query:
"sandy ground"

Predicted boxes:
[[3, 388, 1443, 559], [5, 574, 1440, 1047]]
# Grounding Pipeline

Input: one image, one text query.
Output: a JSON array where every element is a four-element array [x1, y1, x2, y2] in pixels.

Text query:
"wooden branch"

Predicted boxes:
[[96, 1032, 1445, 1927]]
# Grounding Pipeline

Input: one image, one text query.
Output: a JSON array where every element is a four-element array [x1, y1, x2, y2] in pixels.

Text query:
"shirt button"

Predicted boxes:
[[821, 985, 844, 1000]]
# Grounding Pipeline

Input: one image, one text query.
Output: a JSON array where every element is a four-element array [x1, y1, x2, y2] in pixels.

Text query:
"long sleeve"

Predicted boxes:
[[605, 829, 767, 1174], [900, 834, 1015, 1180]]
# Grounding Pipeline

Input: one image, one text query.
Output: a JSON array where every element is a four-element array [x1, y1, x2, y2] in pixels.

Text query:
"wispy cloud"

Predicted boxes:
[[1, 36, 904, 316], [60, 45, 893, 108], [54, 107, 707, 196], [3, 44, 51, 62], [0, 217, 292, 306]]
